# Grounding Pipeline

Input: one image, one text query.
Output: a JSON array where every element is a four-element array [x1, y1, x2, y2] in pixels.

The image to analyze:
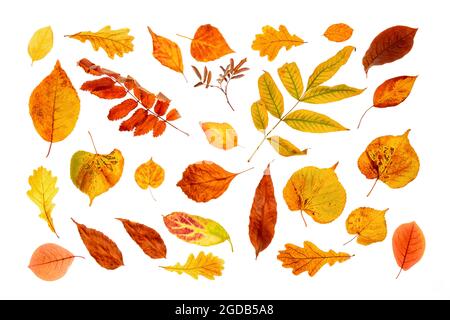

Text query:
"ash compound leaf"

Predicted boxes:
[[278, 62, 304, 100], [200, 122, 238, 150], [148, 27, 184, 75], [267, 136, 307, 157], [324, 23, 353, 42], [258, 72, 284, 119], [251, 100, 268, 132], [28, 26, 53, 64], [162, 252, 224, 280], [300, 84, 365, 104], [283, 109, 348, 133], [393, 222, 425, 278], [189, 24, 234, 62], [346, 208, 388, 246]]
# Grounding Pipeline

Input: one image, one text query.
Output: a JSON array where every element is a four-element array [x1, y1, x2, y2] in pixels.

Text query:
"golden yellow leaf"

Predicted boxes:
[[300, 85, 365, 104], [258, 72, 284, 119], [278, 241, 351, 276], [278, 62, 304, 100], [358, 130, 420, 196], [28, 26, 53, 64], [67, 26, 134, 59], [163, 252, 224, 280], [252, 25, 305, 61], [283, 109, 348, 133], [148, 27, 184, 75], [250, 100, 268, 132], [134, 158, 165, 190], [324, 23, 353, 42], [27, 167, 59, 237], [29, 61, 80, 157], [267, 136, 307, 157], [283, 164, 346, 225], [200, 122, 238, 150], [346, 208, 388, 246]]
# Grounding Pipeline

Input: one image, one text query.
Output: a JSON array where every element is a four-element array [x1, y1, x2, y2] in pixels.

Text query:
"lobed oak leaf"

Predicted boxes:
[[163, 252, 224, 280]]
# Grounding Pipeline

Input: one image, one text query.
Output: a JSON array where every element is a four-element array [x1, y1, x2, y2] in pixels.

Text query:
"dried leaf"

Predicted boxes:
[[267, 136, 307, 157], [117, 218, 167, 259], [252, 25, 305, 61], [28, 26, 53, 64], [163, 252, 224, 280], [278, 241, 351, 276], [258, 72, 284, 118], [67, 26, 134, 59], [346, 208, 388, 246], [119, 109, 148, 132], [283, 109, 348, 133], [300, 84, 365, 104], [164, 212, 233, 250], [29, 61, 80, 157], [27, 167, 58, 237], [154, 99, 170, 116], [200, 122, 238, 150], [250, 100, 269, 132], [324, 23, 353, 42], [283, 164, 346, 224], [134, 158, 165, 190], [363, 26, 418, 75], [148, 27, 184, 74], [81, 77, 126, 99], [70, 149, 124, 206], [166, 109, 181, 121], [72, 219, 124, 270], [108, 99, 138, 121], [278, 62, 304, 100], [190, 24, 234, 62], [192, 65, 202, 79], [153, 120, 167, 137], [249, 164, 277, 258], [374, 76, 418, 108], [134, 115, 158, 136], [393, 222, 425, 278]]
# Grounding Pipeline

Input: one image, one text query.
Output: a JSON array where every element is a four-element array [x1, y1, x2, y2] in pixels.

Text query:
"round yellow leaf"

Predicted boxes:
[[346, 208, 388, 246], [135, 158, 165, 190]]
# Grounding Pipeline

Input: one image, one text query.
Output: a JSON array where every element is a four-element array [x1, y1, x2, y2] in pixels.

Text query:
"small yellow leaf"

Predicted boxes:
[[278, 62, 304, 100], [250, 101, 268, 132], [267, 136, 307, 157], [27, 167, 59, 237], [258, 72, 284, 119], [324, 23, 354, 42], [163, 252, 224, 280], [148, 27, 184, 74], [300, 85, 365, 104], [346, 208, 388, 246], [283, 109, 348, 133], [28, 26, 53, 64], [134, 158, 165, 190], [200, 122, 238, 150]]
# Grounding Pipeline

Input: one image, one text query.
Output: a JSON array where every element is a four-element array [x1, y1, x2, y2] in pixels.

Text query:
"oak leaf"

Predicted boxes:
[[200, 122, 238, 150], [163, 252, 224, 280], [252, 25, 304, 61], [278, 241, 351, 276], [393, 222, 425, 278], [324, 23, 353, 42], [190, 24, 234, 62], [346, 208, 388, 246], [29, 61, 80, 157], [28, 26, 53, 64], [148, 27, 184, 75], [250, 101, 268, 132], [67, 26, 134, 59], [27, 167, 59, 237], [267, 136, 307, 157]]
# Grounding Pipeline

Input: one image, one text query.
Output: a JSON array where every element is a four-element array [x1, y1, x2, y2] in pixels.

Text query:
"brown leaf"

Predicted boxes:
[[166, 109, 181, 121], [108, 99, 138, 121], [134, 114, 158, 136], [117, 218, 167, 259], [119, 109, 147, 132], [192, 65, 202, 80], [153, 120, 167, 137], [72, 219, 124, 270], [249, 164, 277, 258]]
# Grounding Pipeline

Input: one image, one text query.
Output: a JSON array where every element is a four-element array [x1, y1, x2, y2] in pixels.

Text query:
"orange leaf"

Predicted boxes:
[[72, 219, 124, 270], [148, 27, 184, 74], [81, 78, 126, 99], [393, 222, 425, 278], [374, 76, 418, 108], [134, 115, 158, 136], [80, 77, 115, 91], [153, 120, 167, 137], [249, 164, 277, 258], [135, 88, 156, 109], [154, 99, 170, 116], [190, 24, 234, 62], [363, 26, 417, 75], [119, 109, 147, 132], [29, 243, 80, 281], [324, 23, 353, 42], [166, 109, 181, 121], [78, 58, 121, 79], [108, 99, 138, 121], [117, 218, 167, 259]]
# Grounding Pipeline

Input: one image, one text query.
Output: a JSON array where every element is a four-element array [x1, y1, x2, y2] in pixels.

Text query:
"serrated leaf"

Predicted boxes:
[[267, 136, 307, 157], [258, 72, 284, 118], [278, 62, 304, 100], [301, 85, 365, 104], [163, 252, 224, 280], [283, 109, 348, 133]]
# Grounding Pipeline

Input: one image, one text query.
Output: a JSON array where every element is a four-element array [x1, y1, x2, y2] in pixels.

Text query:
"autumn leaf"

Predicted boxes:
[[300, 84, 365, 104], [28, 26, 53, 64], [148, 27, 184, 76], [258, 72, 284, 119], [134, 158, 164, 201], [200, 122, 238, 150], [324, 23, 353, 42], [252, 25, 304, 61], [80, 77, 127, 99], [283, 164, 346, 225], [393, 222, 425, 279], [363, 26, 418, 75], [345, 208, 388, 246], [72, 219, 124, 270], [27, 167, 59, 237], [278, 241, 351, 276], [250, 100, 268, 132], [164, 212, 233, 251], [117, 218, 167, 259], [278, 62, 304, 100], [108, 99, 139, 120], [177, 161, 252, 202], [67, 26, 134, 59], [358, 130, 420, 196], [29, 243, 82, 281], [249, 164, 277, 258], [283, 109, 348, 133], [29, 61, 80, 157], [186, 24, 234, 62], [267, 136, 307, 157], [162, 252, 224, 280], [358, 76, 418, 128]]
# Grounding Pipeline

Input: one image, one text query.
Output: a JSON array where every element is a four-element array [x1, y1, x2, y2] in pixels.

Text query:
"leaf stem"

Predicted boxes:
[[228, 238, 234, 253], [149, 188, 157, 202], [343, 235, 357, 246], [88, 131, 98, 154], [176, 34, 194, 41], [367, 178, 379, 197], [46, 141, 53, 158], [396, 267, 403, 279], [357, 105, 374, 129], [237, 167, 255, 176], [300, 210, 308, 228]]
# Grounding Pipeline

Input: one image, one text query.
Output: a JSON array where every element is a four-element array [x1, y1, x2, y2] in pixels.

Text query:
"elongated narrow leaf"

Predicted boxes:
[[258, 72, 284, 118], [267, 136, 307, 157], [283, 110, 348, 133], [301, 85, 365, 104], [251, 101, 268, 132], [278, 62, 303, 100]]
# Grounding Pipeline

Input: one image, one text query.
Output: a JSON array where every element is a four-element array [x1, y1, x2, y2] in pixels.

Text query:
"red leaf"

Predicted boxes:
[[78, 58, 121, 79], [108, 99, 138, 121], [81, 77, 115, 92], [154, 99, 170, 116], [91, 86, 127, 99], [134, 115, 158, 136], [153, 120, 167, 137], [166, 109, 181, 121], [119, 109, 148, 132], [135, 88, 156, 109]]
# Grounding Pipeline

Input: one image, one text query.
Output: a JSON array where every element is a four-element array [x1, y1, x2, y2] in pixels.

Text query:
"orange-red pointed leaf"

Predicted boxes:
[[154, 99, 170, 116], [324, 23, 353, 42], [134, 115, 158, 136], [153, 120, 167, 137], [119, 109, 147, 132], [393, 221, 425, 278], [148, 27, 184, 74], [374, 76, 418, 108], [166, 109, 181, 121], [108, 99, 138, 121], [191, 24, 234, 62]]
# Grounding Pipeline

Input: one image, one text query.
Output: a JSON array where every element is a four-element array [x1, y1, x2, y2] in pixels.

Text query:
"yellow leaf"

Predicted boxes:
[[200, 122, 238, 150], [190, 24, 234, 62], [267, 136, 307, 157], [250, 100, 268, 132], [283, 164, 346, 224], [134, 158, 165, 190], [278, 241, 351, 277], [28, 26, 53, 64], [283, 109, 348, 133], [278, 62, 304, 100], [306, 46, 355, 90], [252, 25, 305, 61], [27, 167, 59, 237], [148, 27, 184, 74], [258, 72, 284, 119], [324, 23, 354, 42], [67, 26, 134, 59], [70, 149, 124, 206], [346, 208, 388, 246], [358, 130, 420, 196], [163, 252, 224, 280], [300, 85, 365, 104], [29, 61, 80, 157]]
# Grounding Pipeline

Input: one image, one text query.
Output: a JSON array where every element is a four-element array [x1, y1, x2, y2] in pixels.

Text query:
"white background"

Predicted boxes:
[[0, 0, 449, 300]]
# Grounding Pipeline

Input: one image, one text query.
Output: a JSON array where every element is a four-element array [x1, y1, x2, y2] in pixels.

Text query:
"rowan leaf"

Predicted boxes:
[[27, 167, 59, 237], [250, 100, 268, 132], [393, 222, 425, 278], [300, 85, 365, 104], [200, 122, 238, 150], [252, 25, 305, 61], [324, 23, 353, 42], [134, 158, 165, 190], [166, 109, 181, 121], [108, 99, 138, 121], [258, 72, 284, 119], [283, 109, 348, 133], [267, 136, 307, 157], [148, 27, 184, 74], [346, 208, 388, 246], [190, 24, 234, 62], [80, 77, 127, 99], [153, 120, 167, 137], [278, 62, 304, 100], [67, 26, 134, 59], [134, 115, 158, 136], [28, 26, 53, 64], [119, 109, 148, 132], [163, 252, 224, 280]]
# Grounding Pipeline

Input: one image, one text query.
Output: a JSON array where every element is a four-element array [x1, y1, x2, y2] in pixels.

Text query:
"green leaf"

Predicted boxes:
[[278, 62, 303, 100], [283, 110, 349, 133], [300, 85, 365, 104], [258, 72, 284, 119]]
